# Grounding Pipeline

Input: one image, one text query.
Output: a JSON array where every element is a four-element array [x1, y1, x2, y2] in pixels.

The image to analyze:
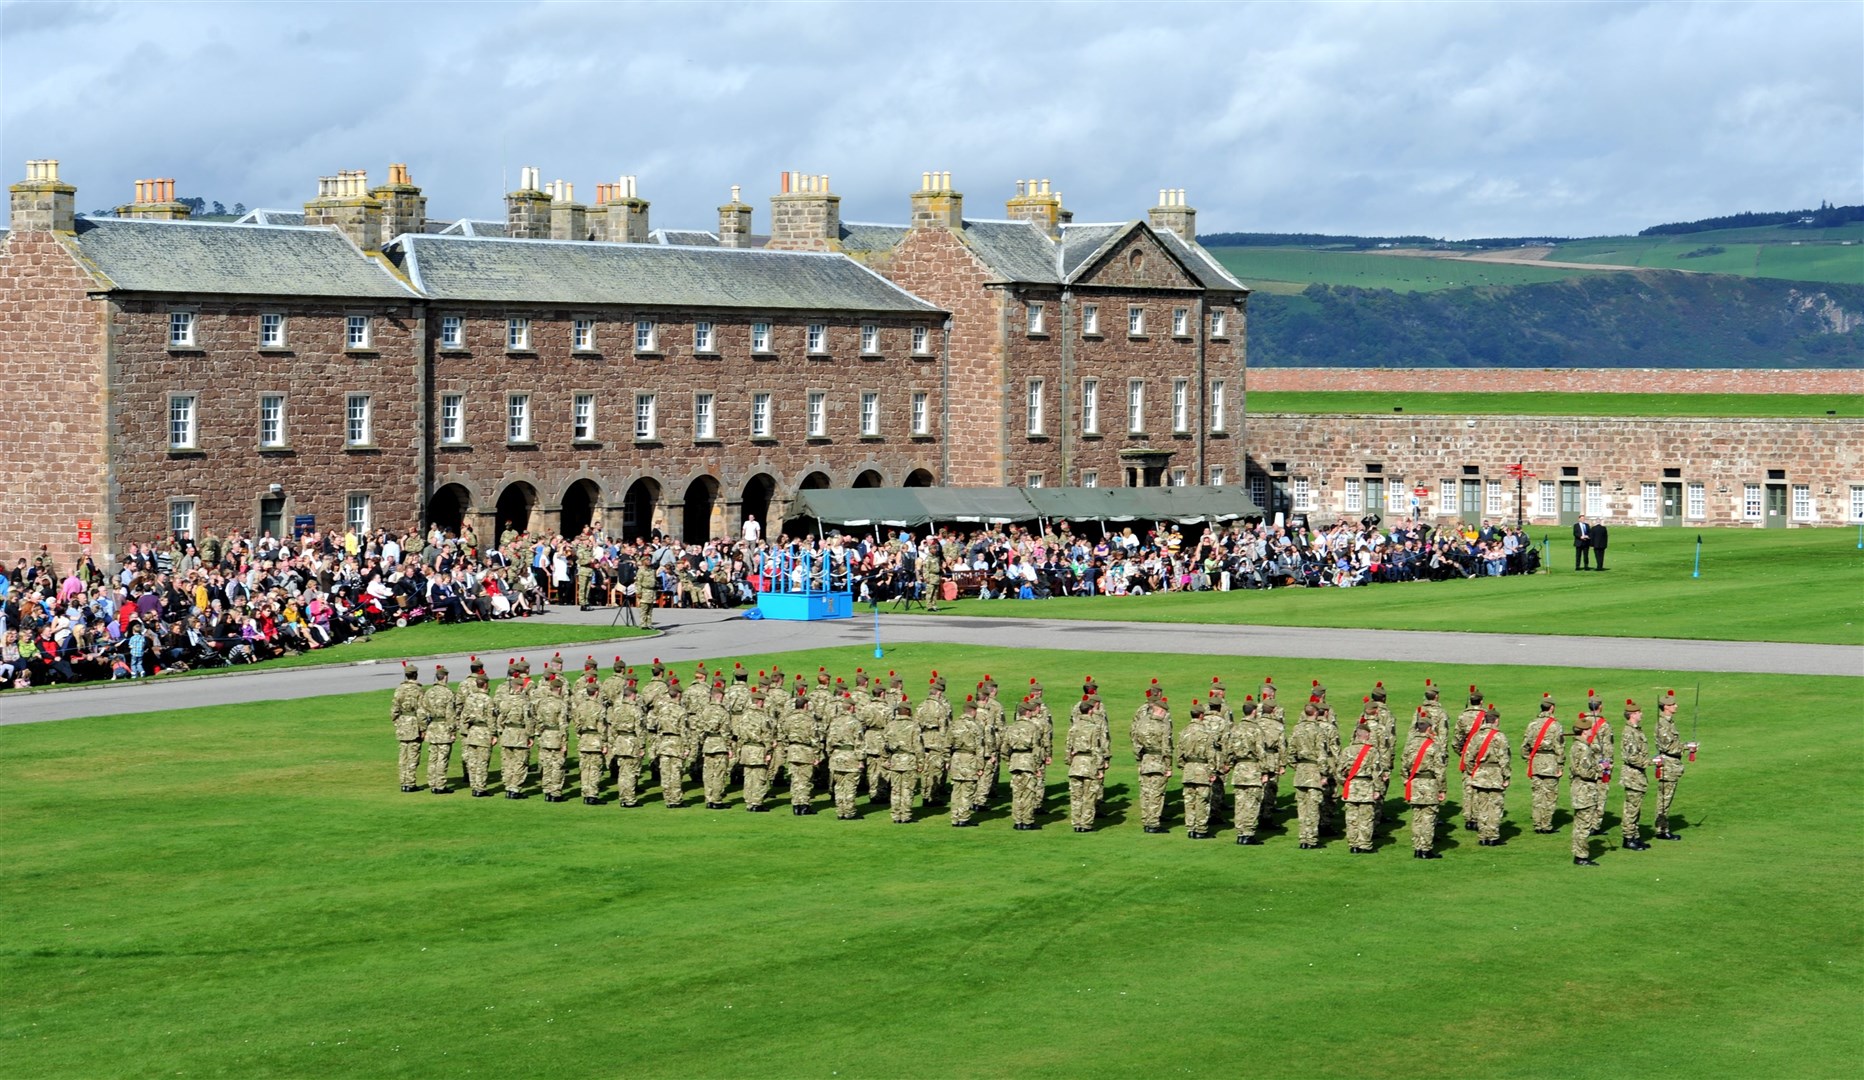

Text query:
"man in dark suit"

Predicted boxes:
[[1591, 522, 1609, 571], [1572, 516, 1593, 571]]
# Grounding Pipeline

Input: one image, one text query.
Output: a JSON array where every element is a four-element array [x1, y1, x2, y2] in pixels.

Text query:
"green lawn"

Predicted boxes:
[[1553, 223, 1864, 285], [1209, 246, 1605, 293], [5, 645, 1859, 1078], [1246, 391, 1864, 418], [937, 528, 1864, 645]]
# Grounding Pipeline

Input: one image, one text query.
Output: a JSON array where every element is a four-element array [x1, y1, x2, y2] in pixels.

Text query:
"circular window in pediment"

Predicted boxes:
[[1129, 249, 1145, 273]]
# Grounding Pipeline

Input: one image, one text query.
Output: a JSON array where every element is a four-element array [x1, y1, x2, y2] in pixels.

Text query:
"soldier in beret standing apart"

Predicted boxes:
[[1618, 699, 1652, 850], [391, 664, 426, 792], [1652, 690, 1695, 840]]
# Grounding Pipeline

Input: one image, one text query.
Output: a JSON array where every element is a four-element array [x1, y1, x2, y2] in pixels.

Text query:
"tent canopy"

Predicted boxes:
[[788, 485, 1263, 529]]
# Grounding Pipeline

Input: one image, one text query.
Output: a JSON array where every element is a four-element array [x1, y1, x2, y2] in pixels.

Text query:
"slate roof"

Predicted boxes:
[[435, 219, 506, 238], [838, 222, 908, 255], [961, 220, 1063, 283], [394, 234, 940, 313], [233, 208, 306, 227], [1057, 223, 1126, 279], [1155, 228, 1248, 291], [651, 229, 720, 247], [64, 217, 416, 298]]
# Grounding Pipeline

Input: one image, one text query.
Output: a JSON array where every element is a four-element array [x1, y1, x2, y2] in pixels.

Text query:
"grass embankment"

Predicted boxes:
[[4, 646, 1859, 1078], [941, 528, 1864, 646], [1210, 246, 1601, 293], [1247, 391, 1863, 417]]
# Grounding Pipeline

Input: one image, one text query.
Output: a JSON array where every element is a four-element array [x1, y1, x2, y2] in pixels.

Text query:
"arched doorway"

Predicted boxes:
[[853, 469, 883, 489], [560, 479, 600, 538], [904, 469, 935, 488], [495, 481, 538, 537], [800, 471, 831, 491], [741, 474, 776, 539], [621, 478, 661, 541], [682, 476, 721, 543], [426, 483, 473, 534]]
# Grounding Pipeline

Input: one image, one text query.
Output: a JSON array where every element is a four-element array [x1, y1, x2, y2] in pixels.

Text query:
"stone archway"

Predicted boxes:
[[682, 475, 721, 543], [853, 469, 884, 489], [799, 471, 832, 491], [560, 478, 600, 538], [621, 477, 661, 542], [426, 483, 473, 534], [904, 469, 935, 488], [741, 473, 777, 540], [495, 481, 538, 537]]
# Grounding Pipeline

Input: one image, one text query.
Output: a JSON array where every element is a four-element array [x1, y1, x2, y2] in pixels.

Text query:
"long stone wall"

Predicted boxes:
[[1248, 368, 1860, 395]]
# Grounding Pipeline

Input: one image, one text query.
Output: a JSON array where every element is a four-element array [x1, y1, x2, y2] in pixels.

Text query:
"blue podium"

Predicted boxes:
[[752, 549, 854, 621]]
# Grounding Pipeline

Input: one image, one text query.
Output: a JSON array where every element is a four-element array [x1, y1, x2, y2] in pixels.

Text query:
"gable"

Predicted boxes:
[[1069, 225, 1200, 291]]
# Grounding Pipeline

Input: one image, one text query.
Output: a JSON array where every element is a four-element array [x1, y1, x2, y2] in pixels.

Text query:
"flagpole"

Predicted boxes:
[[1692, 534, 1702, 578]]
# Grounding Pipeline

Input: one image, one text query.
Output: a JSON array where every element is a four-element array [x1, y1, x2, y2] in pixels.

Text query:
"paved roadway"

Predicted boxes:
[[5, 606, 1858, 726]]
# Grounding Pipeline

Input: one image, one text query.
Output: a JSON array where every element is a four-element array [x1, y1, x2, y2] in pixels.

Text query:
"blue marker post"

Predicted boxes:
[[1692, 534, 1702, 579], [872, 602, 884, 659], [1856, 520, 1862, 549]]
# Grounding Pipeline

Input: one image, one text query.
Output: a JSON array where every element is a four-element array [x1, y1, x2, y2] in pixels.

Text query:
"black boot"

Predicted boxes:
[[1419, 850, 1441, 859], [1656, 831, 1682, 840], [432, 787, 451, 795], [401, 785, 419, 793], [1623, 839, 1650, 850], [583, 797, 599, 805], [1573, 856, 1599, 866]]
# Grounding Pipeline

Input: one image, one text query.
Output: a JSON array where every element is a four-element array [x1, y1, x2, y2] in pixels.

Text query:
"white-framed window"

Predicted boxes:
[[346, 493, 372, 534], [1209, 380, 1226, 432], [1438, 480, 1456, 516], [860, 391, 879, 436], [440, 393, 464, 445], [1026, 303, 1044, 335], [1293, 478, 1313, 511], [806, 323, 827, 354], [694, 321, 715, 353], [259, 313, 285, 348], [1388, 477, 1407, 515], [1172, 308, 1189, 337], [1211, 310, 1227, 337], [1537, 481, 1557, 516], [1082, 304, 1099, 335], [168, 394, 198, 449], [1127, 306, 1145, 337], [910, 325, 929, 355], [635, 319, 656, 352], [1026, 379, 1044, 435], [1849, 485, 1864, 523], [507, 317, 531, 351], [1686, 482, 1706, 520], [506, 394, 530, 444], [1208, 465, 1226, 485], [751, 393, 772, 438], [1792, 484, 1813, 521], [573, 393, 596, 441], [634, 393, 657, 440], [1127, 379, 1145, 433], [259, 394, 285, 448], [439, 315, 463, 349], [1170, 468, 1188, 487], [911, 391, 929, 435], [1345, 478, 1363, 513], [1640, 482, 1660, 518], [752, 322, 772, 353], [168, 311, 195, 347], [1742, 483, 1762, 520], [694, 392, 716, 439], [169, 499, 196, 540], [346, 393, 373, 446], [1026, 473, 1044, 488], [807, 391, 827, 437], [1081, 378, 1100, 434], [1249, 473, 1268, 509], [1586, 481, 1604, 517], [573, 319, 595, 352], [861, 323, 880, 353], [1082, 469, 1099, 488], [1486, 479, 1504, 515], [1171, 378, 1189, 432], [346, 314, 371, 350]]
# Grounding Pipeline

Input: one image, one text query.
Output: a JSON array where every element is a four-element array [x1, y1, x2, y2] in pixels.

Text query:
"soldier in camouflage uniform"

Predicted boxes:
[[1340, 720, 1381, 854], [1065, 696, 1111, 832], [1454, 686, 1487, 831], [915, 674, 953, 806], [1568, 697, 1611, 865], [495, 666, 534, 798], [1288, 701, 1334, 849], [973, 677, 1005, 809], [646, 686, 689, 807], [826, 693, 866, 819], [1465, 705, 1511, 846], [574, 534, 595, 610], [533, 674, 572, 801], [1131, 696, 1174, 833], [1205, 678, 1233, 825], [1401, 713, 1446, 859], [573, 676, 608, 804], [391, 664, 426, 792], [947, 697, 988, 827], [734, 686, 778, 811], [1367, 683, 1396, 824], [1026, 679, 1055, 818], [883, 701, 922, 823], [1005, 699, 1045, 830], [460, 673, 497, 797], [920, 532, 943, 611], [1522, 694, 1567, 833], [1652, 689, 1694, 840], [601, 657, 631, 707], [639, 659, 670, 711], [1177, 701, 1220, 839], [1618, 699, 1652, 850], [421, 665, 461, 794], [1256, 679, 1287, 829], [636, 556, 657, 629], [781, 689, 821, 814], [606, 680, 647, 806], [1224, 696, 1269, 845], [1418, 680, 1450, 742], [695, 681, 734, 809], [858, 678, 891, 804]]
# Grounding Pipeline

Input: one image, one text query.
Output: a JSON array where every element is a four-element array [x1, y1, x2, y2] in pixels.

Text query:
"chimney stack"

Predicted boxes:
[[718, 184, 753, 248], [767, 171, 840, 252], [304, 169, 383, 251], [1005, 177, 1064, 238], [9, 159, 76, 234], [370, 162, 427, 241], [117, 178, 191, 220], [909, 171, 963, 231], [1148, 188, 1196, 243], [548, 179, 588, 241], [590, 175, 649, 243], [505, 166, 552, 239]]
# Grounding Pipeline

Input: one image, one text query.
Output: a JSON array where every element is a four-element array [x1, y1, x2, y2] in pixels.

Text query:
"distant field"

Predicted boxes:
[[1209, 246, 1605, 293], [1247, 391, 1863, 418]]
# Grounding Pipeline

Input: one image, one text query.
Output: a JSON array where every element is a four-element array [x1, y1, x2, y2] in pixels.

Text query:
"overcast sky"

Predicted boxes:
[[3, 0, 1859, 239]]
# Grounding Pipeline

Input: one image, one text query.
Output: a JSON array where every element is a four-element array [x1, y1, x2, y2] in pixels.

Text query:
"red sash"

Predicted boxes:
[[1470, 729, 1498, 775], [1342, 744, 1373, 801], [1585, 718, 1606, 744], [1405, 738, 1434, 801], [1459, 721, 1482, 772], [1527, 717, 1560, 775]]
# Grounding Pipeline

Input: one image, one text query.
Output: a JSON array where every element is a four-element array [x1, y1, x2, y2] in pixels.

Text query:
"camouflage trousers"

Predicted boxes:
[[1460, 777, 1478, 828], [1137, 772, 1169, 830], [949, 779, 977, 824], [865, 755, 889, 801], [612, 754, 643, 806], [500, 744, 530, 793], [1529, 776, 1561, 831], [639, 594, 655, 629], [424, 740, 454, 791], [831, 770, 860, 818], [539, 748, 566, 797], [1408, 801, 1439, 853], [918, 756, 949, 806], [975, 759, 1000, 809], [741, 765, 771, 809], [575, 571, 592, 607], [888, 768, 916, 822], [786, 761, 815, 808], [1232, 785, 1264, 839], [703, 755, 730, 805], [1261, 777, 1280, 826], [1294, 787, 1324, 846], [1622, 786, 1645, 841], [1010, 770, 1041, 826], [1571, 791, 1604, 859], [1656, 779, 1680, 833], [1468, 786, 1505, 842], [658, 755, 686, 806], [1209, 777, 1227, 827], [398, 740, 422, 788], [1182, 782, 1213, 835], [1032, 765, 1048, 816], [578, 750, 605, 800], [1345, 801, 1377, 849], [463, 744, 492, 793], [1068, 776, 1099, 829]]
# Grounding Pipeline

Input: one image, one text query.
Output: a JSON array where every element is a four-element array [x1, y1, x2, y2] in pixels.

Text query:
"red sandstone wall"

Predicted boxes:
[[1247, 368, 1860, 395], [883, 227, 1005, 486]]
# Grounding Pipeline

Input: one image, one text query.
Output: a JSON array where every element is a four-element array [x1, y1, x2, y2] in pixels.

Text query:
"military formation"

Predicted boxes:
[[391, 658, 1698, 862]]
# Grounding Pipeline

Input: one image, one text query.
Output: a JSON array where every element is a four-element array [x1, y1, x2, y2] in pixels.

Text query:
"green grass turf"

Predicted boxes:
[[1553, 224, 1864, 286], [1209, 246, 1605, 293], [4, 645, 1859, 1078], [1246, 391, 1864, 418], [936, 528, 1864, 645]]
